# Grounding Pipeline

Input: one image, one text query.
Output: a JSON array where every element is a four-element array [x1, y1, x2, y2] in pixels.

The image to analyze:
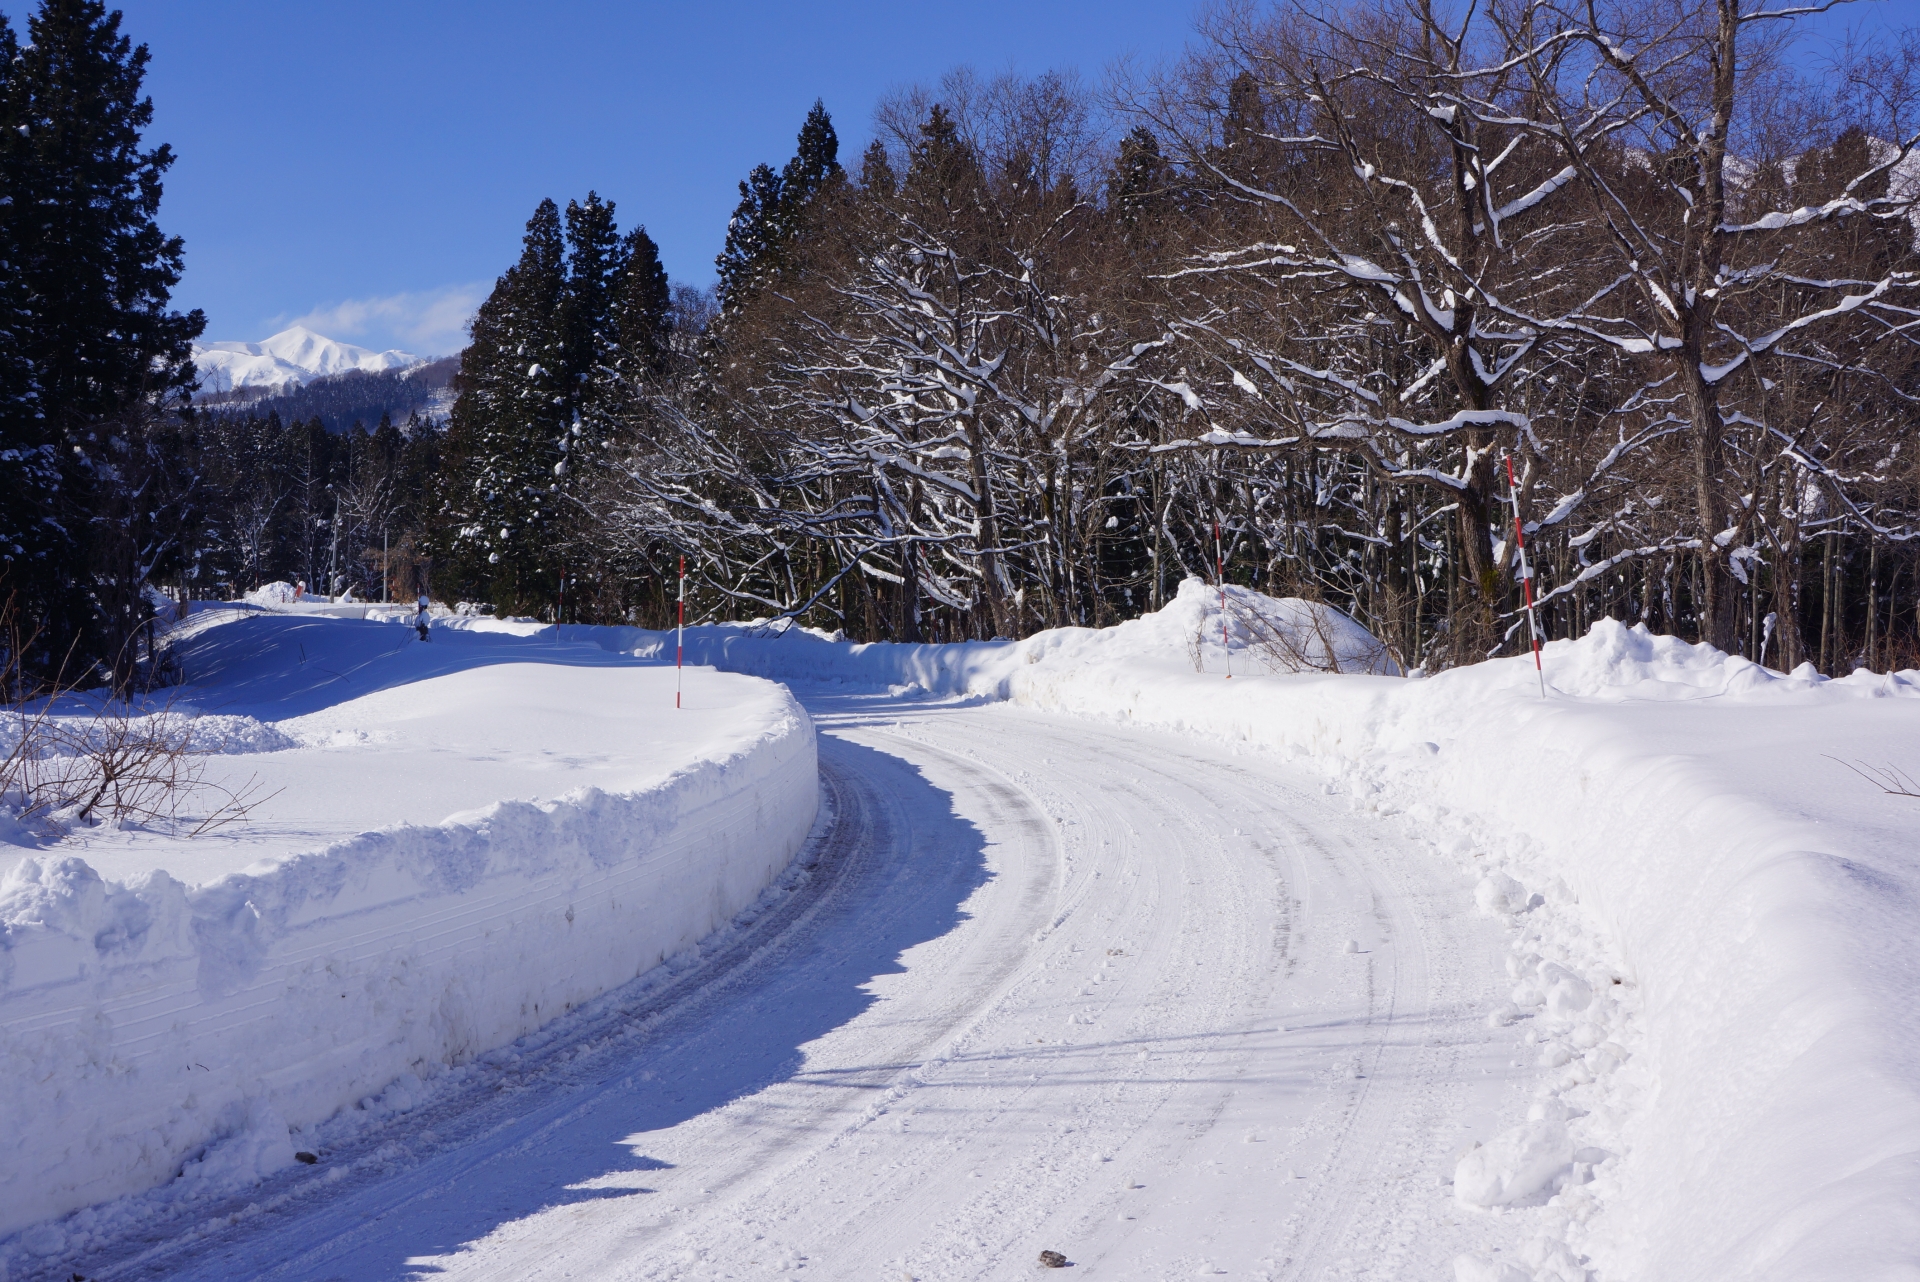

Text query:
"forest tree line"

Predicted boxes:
[[432, 0, 1920, 677], [5, 0, 1919, 685]]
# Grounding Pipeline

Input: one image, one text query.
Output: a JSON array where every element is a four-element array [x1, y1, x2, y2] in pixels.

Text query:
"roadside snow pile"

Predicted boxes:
[[607, 577, 1397, 696], [0, 612, 816, 1246], [614, 582, 1920, 1282], [243, 580, 299, 605], [1534, 614, 1919, 702]]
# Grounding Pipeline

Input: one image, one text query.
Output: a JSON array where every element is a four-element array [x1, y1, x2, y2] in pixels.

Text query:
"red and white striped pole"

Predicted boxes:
[[1215, 519, 1230, 679], [676, 555, 685, 710], [1505, 454, 1546, 699]]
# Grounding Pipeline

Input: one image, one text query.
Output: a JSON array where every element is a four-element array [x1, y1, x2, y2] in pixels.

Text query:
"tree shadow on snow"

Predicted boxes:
[[138, 733, 991, 1282], [165, 613, 666, 721]]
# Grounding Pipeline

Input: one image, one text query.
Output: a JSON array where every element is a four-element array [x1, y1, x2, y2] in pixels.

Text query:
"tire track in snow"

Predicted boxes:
[[50, 695, 1528, 1282]]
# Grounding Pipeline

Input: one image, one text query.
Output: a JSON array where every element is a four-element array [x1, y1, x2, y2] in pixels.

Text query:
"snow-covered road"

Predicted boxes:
[[63, 691, 1531, 1282]]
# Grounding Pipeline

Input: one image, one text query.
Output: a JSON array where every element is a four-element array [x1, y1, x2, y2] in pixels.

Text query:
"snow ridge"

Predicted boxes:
[[192, 326, 424, 393]]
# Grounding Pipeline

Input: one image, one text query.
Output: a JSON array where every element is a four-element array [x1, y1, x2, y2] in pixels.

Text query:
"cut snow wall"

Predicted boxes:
[[0, 697, 816, 1236]]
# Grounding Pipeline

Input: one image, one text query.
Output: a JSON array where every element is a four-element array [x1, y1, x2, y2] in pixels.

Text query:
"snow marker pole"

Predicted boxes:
[[1216, 519, 1230, 679], [1505, 454, 1547, 699], [676, 555, 685, 710]]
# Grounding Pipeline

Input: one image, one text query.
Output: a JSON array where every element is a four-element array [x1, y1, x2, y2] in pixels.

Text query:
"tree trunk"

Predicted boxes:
[[901, 540, 923, 643], [964, 416, 1012, 638], [1678, 357, 1737, 650]]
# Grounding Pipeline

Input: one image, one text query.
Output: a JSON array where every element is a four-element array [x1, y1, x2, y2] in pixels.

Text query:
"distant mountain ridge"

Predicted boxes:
[[197, 355, 460, 434], [193, 325, 426, 393]]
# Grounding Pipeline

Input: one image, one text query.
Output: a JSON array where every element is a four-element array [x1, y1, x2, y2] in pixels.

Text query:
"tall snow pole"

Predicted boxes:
[[1215, 519, 1230, 679], [676, 555, 685, 710], [1505, 454, 1547, 699]]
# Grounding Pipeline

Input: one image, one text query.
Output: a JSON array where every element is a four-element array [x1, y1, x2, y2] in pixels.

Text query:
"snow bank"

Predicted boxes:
[[609, 580, 1920, 1282], [589, 579, 1396, 696], [0, 619, 817, 1240], [243, 580, 299, 605]]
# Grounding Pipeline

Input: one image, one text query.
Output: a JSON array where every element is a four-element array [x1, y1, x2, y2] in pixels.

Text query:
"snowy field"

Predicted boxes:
[[4, 581, 1918, 1281]]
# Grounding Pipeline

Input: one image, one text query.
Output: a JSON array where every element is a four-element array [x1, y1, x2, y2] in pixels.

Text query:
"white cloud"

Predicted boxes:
[[274, 283, 490, 357]]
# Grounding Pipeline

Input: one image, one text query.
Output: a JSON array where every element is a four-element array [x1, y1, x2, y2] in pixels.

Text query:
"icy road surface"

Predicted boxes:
[[70, 691, 1528, 1282]]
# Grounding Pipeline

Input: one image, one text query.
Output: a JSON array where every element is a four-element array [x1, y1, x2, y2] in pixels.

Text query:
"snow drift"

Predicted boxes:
[[594, 578, 1397, 695], [0, 616, 817, 1240], [603, 579, 1920, 1282]]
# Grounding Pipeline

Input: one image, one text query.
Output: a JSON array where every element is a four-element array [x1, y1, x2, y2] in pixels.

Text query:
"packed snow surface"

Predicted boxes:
[[192, 325, 423, 392], [0, 611, 816, 1244], [619, 579, 1920, 1280], [7, 579, 1918, 1282]]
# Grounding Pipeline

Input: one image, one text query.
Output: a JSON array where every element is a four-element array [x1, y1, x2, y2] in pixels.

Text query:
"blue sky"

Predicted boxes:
[[101, 0, 1908, 358], [107, 1, 1204, 355]]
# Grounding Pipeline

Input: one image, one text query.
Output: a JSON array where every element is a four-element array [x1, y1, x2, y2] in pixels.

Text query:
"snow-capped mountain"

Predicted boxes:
[[193, 326, 425, 393]]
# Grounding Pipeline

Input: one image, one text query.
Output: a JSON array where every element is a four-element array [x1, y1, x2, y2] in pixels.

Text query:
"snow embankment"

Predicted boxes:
[[621, 579, 1920, 1282], [600, 579, 1396, 694], [0, 613, 817, 1243]]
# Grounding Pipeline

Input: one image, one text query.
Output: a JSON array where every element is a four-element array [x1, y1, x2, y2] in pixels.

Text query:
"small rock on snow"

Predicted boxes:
[[1039, 1248, 1069, 1268]]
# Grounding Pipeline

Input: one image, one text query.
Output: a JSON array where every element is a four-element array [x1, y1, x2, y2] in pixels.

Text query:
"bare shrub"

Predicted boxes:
[[1224, 591, 1394, 676], [0, 596, 277, 836], [1827, 757, 1920, 800]]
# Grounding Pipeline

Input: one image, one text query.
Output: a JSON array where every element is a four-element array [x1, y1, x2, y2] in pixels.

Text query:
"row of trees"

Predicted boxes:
[[7, 0, 1917, 685], [438, 0, 1917, 675], [193, 411, 442, 601]]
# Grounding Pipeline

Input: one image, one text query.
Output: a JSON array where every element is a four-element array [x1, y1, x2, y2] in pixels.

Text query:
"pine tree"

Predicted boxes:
[[555, 192, 625, 535], [715, 101, 845, 315], [560, 191, 623, 404], [906, 104, 979, 204], [0, 11, 52, 630], [615, 226, 672, 380], [443, 198, 568, 612], [0, 0, 204, 680], [778, 99, 843, 221], [715, 163, 784, 313], [1217, 70, 1270, 180], [859, 139, 897, 199], [1109, 126, 1172, 230]]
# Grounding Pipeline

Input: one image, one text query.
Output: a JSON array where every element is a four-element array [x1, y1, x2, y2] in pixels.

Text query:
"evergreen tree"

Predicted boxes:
[[1109, 126, 1172, 229], [778, 98, 844, 220], [560, 191, 623, 403], [443, 198, 568, 612], [715, 162, 784, 313], [615, 225, 672, 379], [1216, 70, 1271, 181], [859, 139, 897, 199], [715, 101, 845, 315], [556, 192, 625, 534], [906, 104, 979, 203], [0, 10, 52, 631], [0, 0, 204, 680]]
